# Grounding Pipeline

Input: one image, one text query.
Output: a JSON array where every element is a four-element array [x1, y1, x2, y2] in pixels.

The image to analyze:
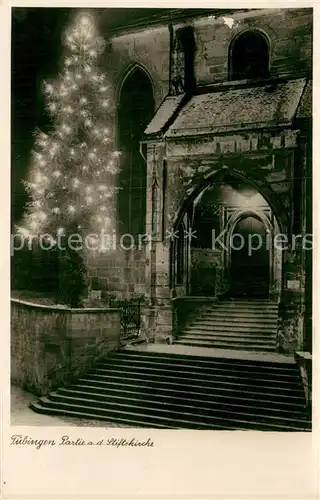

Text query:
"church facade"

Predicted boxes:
[[85, 8, 312, 354]]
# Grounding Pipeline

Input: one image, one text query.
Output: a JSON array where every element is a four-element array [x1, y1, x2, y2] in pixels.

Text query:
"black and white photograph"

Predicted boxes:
[[10, 6, 313, 435]]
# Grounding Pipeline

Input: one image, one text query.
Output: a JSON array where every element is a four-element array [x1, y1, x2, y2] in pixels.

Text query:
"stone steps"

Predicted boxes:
[[201, 313, 278, 322], [177, 334, 276, 345], [174, 339, 276, 351], [185, 323, 277, 332], [30, 350, 311, 431], [183, 329, 276, 340], [176, 299, 279, 351]]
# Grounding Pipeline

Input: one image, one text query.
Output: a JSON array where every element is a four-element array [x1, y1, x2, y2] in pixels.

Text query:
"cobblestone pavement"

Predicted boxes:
[[10, 385, 135, 428]]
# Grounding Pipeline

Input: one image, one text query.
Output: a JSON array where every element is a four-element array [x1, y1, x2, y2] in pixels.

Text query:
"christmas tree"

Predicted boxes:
[[21, 12, 120, 306]]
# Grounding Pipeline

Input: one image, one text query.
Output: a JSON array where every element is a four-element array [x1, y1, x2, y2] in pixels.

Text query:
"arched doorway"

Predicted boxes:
[[230, 214, 270, 298], [117, 66, 154, 239], [171, 170, 283, 301]]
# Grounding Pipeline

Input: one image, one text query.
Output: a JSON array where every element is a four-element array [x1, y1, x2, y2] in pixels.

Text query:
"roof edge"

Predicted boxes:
[[103, 9, 245, 36], [143, 93, 191, 139]]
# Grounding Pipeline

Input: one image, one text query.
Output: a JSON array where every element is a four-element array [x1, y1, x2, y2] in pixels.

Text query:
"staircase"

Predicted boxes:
[[30, 349, 311, 431], [175, 299, 279, 351]]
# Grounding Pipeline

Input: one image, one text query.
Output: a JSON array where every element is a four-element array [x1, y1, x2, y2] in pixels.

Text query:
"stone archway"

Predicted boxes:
[[171, 169, 283, 301]]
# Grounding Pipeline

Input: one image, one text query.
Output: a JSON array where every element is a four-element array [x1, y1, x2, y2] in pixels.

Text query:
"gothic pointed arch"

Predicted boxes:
[[171, 169, 284, 299], [172, 168, 286, 236], [117, 64, 155, 238]]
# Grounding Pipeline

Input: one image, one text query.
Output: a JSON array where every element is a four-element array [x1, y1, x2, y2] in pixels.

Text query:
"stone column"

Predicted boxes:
[[144, 142, 173, 343], [278, 136, 310, 353], [278, 241, 306, 353]]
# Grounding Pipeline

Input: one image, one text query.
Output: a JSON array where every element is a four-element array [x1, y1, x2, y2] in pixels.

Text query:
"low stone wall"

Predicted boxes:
[[11, 298, 121, 396], [295, 351, 312, 413]]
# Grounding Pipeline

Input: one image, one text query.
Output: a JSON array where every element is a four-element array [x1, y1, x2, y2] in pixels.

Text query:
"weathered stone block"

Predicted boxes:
[[11, 299, 121, 395]]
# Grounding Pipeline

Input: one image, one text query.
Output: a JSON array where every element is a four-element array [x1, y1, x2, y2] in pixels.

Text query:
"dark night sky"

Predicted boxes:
[[12, 8, 73, 223]]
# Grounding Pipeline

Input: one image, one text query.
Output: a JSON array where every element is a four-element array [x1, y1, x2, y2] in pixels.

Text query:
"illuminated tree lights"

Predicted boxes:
[[23, 13, 121, 239]]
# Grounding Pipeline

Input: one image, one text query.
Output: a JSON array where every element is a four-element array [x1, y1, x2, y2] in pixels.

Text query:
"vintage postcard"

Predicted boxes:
[[1, 1, 319, 499]]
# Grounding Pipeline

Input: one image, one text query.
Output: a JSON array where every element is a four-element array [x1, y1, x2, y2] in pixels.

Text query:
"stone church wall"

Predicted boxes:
[[83, 8, 312, 338]]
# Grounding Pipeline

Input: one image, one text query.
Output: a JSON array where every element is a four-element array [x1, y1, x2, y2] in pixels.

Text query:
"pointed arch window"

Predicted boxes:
[[117, 67, 154, 239], [229, 30, 270, 81]]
